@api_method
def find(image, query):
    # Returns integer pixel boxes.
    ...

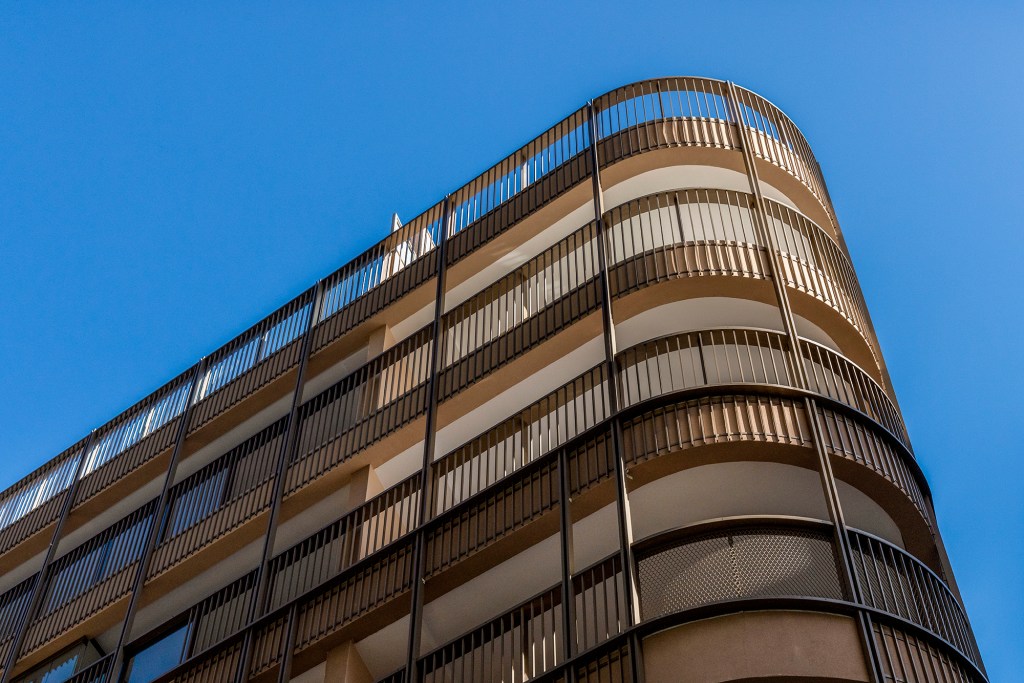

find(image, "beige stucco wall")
[643,610,870,682]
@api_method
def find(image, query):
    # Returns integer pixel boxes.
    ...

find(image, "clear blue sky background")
[1,2,1020,677]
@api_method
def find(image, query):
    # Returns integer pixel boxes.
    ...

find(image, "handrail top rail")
[631,514,834,556]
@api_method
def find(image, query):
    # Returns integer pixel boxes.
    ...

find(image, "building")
[0,78,986,683]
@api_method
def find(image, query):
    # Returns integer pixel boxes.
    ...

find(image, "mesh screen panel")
[637,526,844,620]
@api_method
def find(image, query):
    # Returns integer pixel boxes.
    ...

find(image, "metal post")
[723,82,809,390]
[556,448,577,679]
[804,397,885,683]
[586,100,644,683]
[0,429,96,682]
[234,281,324,683]
[106,357,208,683]
[275,604,300,683]
[404,197,450,683]
[726,81,884,683]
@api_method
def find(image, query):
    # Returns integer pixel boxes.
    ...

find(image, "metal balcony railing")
[1,78,842,549]
[21,502,156,657]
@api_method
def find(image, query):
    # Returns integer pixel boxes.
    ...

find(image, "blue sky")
[1,2,1020,677]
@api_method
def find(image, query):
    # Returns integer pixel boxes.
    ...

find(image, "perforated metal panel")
[637,526,844,620]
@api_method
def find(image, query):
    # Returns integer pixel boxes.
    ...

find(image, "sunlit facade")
[0,78,985,683]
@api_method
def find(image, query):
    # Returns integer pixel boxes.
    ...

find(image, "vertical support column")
[803,396,884,683]
[0,429,97,682]
[586,101,644,683]
[234,281,325,683]
[726,81,884,683]
[275,604,300,683]
[105,357,209,683]
[556,448,577,680]
[404,198,451,683]
[724,83,809,391]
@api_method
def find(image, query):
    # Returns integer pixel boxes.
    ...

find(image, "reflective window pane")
[127,625,188,683]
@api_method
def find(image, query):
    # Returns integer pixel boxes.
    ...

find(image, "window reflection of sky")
[127,624,188,683]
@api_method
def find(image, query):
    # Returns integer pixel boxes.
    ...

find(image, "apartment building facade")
[0,78,985,683]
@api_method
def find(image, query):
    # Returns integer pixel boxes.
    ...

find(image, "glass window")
[14,640,101,683]
[126,624,189,683]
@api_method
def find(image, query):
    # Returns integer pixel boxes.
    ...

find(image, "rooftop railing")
[0,440,86,561]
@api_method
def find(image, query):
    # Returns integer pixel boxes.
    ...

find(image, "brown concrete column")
[347,465,384,510]
[366,325,396,359]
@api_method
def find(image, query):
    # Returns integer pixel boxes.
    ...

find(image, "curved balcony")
[6,314,931,680]
[434,333,924,617]
[634,519,846,618]
[93,197,905,611]
[619,390,934,564]
[604,188,884,388]
[848,529,983,670]
[631,519,983,678]
[729,83,836,222]
[422,327,925,584]
[616,328,908,449]
[872,620,982,683]
[593,78,836,231]
[412,518,982,683]
[290,186,893,512]
[132,202,903,600]
[123,359,948,683]
[138,514,986,683]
